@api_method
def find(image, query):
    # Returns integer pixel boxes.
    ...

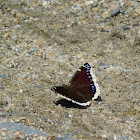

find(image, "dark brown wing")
[51,63,97,106]
[52,86,92,103]
[69,64,96,97]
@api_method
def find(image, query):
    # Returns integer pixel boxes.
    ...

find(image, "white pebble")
[19,89,23,93]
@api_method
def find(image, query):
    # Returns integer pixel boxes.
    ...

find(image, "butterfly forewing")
[70,66,93,88]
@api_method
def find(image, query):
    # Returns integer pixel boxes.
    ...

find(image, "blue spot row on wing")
[88,75,91,78]
[90,79,93,82]
[84,63,91,70]
[91,85,96,96]
[84,63,96,96]
[91,85,95,91]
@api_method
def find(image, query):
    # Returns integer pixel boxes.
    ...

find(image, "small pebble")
[135,8,140,15]
[1,132,6,136]
[5,107,11,112]
[14,131,22,137]
[91,2,97,8]
[121,9,125,14]
[93,7,99,12]
[121,26,130,31]
[56,121,63,125]
[111,8,120,16]
[16,13,21,18]
[65,114,72,118]
[7,7,11,12]
[98,62,106,67]
[114,135,129,140]
[0,74,7,79]
[30,47,35,52]
[34,133,38,138]
[19,89,23,93]
[3,33,10,38]
[65,120,71,125]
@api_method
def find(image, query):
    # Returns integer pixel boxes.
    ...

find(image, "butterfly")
[51,63,100,106]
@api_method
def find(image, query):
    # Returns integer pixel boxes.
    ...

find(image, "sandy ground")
[0,0,140,139]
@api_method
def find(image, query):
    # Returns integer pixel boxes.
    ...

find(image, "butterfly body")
[51,63,100,106]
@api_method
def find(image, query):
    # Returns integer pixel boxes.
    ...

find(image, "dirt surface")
[0,0,140,139]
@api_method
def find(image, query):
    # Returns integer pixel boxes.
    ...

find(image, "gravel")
[0,0,139,139]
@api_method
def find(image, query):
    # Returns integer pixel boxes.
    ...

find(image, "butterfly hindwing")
[52,86,92,106]
[53,86,93,102]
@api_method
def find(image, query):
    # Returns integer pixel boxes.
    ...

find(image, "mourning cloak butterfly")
[51,63,100,106]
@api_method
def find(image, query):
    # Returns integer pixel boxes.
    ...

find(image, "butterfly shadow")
[54,96,102,109]
[94,96,102,101]
[54,99,89,109]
